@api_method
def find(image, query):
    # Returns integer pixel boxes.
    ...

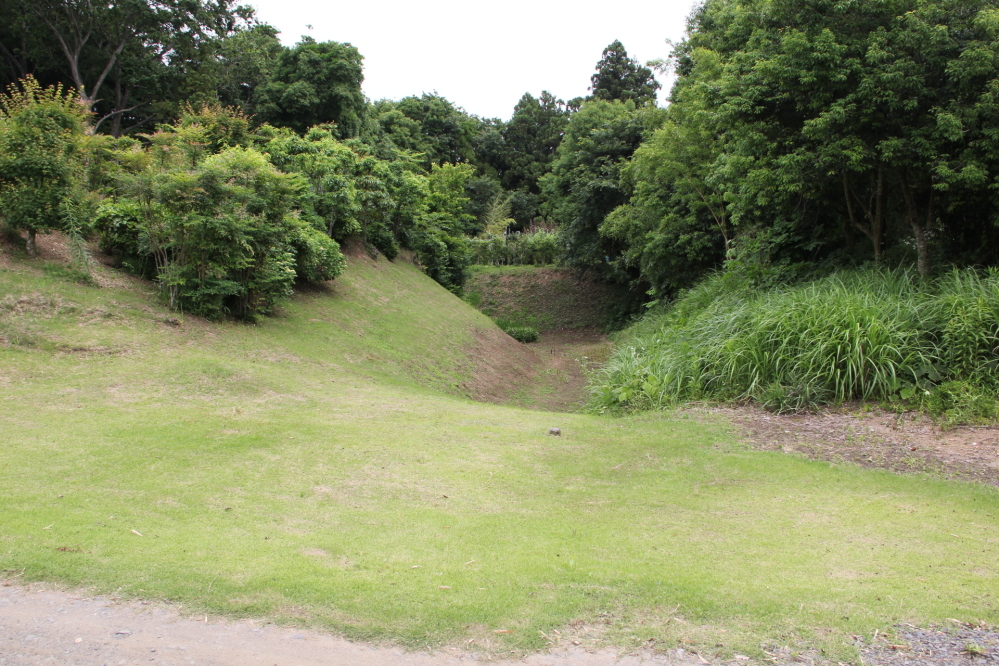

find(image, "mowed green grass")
[1,252,997,659]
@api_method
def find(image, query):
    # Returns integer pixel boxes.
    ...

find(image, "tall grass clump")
[594,268,999,418]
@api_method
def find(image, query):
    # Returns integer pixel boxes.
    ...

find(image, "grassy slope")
[1,251,998,659]
[466,265,639,331]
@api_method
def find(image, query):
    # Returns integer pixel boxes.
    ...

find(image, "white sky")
[246,0,700,121]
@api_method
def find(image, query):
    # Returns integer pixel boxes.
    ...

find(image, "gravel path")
[859,624,999,666]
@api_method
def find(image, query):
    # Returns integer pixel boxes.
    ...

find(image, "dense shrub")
[594,268,999,418]
[97,146,345,320]
[499,324,539,343]
[412,220,470,295]
[0,77,89,256]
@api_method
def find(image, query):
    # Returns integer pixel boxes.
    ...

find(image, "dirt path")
[466,327,612,413]
[698,404,999,486]
[0,585,693,666]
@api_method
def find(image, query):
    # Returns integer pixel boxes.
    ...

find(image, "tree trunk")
[872,166,884,264]
[842,174,855,252]
[846,168,885,261]
[0,36,28,80]
[25,228,36,256]
[901,177,932,279]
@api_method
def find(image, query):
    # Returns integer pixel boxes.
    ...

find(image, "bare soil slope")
[466,267,639,332]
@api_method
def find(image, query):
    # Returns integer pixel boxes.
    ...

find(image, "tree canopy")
[589,40,660,106]
[255,37,366,138]
[6,1,999,315]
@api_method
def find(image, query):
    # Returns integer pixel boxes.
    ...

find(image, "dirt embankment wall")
[465,267,642,332]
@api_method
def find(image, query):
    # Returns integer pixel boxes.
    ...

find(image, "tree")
[98,134,345,320]
[372,93,478,168]
[541,99,664,279]
[606,0,999,294]
[589,40,660,106]
[497,91,570,193]
[214,24,283,117]
[0,77,89,255]
[254,37,366,138]
[413,163,476,293]
[602,48,731,297]
[0,0,252,134]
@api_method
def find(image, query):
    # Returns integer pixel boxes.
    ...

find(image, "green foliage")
[96,111,348,321]
[255,37,366,138]
[258,124,361,239]
[0,0,252,135]
[492,91,571,193]
[409,163,476,293]
[498,323,539,343]
[589,40,660,105]
[595,268,999,417]
[468,229,559,266]
[479,191,514,236]
[921,269,999,387]
[923,380,999,427]
[215,24,284,116]
[133,146,323,320]
[0,77,90,254]
[368,94,478,168]
[541,99,664,280]
[606,0,999,294]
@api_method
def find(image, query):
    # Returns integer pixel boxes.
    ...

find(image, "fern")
[480,192,514,237]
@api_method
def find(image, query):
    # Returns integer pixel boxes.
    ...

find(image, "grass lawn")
[1,252,997,660]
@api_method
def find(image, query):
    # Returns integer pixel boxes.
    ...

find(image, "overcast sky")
[246,0,701,121]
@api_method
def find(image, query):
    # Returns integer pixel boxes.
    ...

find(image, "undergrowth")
[594,267,999,421]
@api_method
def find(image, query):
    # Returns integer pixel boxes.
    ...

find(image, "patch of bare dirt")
[0,584,694,666]
[464,326,542,403]
[464,327,612,413]
[698,404,999,485]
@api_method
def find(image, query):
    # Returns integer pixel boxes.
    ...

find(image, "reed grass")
[595,268,999,417]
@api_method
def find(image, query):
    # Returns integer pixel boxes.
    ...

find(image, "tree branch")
[91,103,142,134]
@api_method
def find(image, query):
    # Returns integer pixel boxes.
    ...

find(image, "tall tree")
[541,99,664,279]
[498,91,570,193]
[377,93,478,168]
[214,23,283,116]
[605,0,999,294]
[255,37,366,138]
[589,40,660,106]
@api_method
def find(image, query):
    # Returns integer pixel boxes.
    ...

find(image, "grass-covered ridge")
[595,268,999,419]
[466,265,641,332]
[2,253,998,660]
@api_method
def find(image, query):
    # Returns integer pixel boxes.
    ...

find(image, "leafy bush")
[594,268,999,418]
[97,146,346,321]
[923,380,999,427]
[0,77,89,255]
[499,324,539,343]
[411,221,470,295]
